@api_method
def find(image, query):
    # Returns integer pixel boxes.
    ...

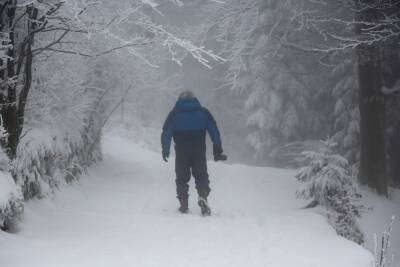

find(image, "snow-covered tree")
[0,0,92,158]
[282,0,400,195]
[211,0,400,195]
[211,0,332,162]
[295,140,364,244]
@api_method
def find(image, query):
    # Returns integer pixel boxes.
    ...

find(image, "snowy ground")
[0,135,384,267]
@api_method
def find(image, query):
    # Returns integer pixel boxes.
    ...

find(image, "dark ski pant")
[175,151,210,200]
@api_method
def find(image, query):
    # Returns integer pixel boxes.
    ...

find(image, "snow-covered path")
[0,135,372,267]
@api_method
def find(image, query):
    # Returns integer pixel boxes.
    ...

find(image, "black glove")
[213,144,227,161]
[214,154,228,161]
[162,150,169,162]
[213,144,223,156]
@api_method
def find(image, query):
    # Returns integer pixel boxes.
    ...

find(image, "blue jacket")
[161,98,222,156]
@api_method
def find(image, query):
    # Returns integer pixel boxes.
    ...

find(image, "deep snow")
[0,135,380,267]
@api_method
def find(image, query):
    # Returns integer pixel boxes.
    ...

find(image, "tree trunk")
[0,2,37,159]
[17,6,38,139]
[4,0,18,158]
[356,1,388,196]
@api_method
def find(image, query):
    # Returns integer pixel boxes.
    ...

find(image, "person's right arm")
[161,111,175,161]
[205,110,223,157]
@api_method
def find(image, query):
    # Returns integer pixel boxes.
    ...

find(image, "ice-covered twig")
[137,18,227,69]
[372,216,396,267]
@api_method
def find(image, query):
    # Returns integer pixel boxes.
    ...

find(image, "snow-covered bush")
[295,140,364,244]
[372,216,396,267]
[0,118,23,231]
[12,121,102,201]
[0,172,24,231]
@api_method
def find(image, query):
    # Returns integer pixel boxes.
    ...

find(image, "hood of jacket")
[174,97,202,111]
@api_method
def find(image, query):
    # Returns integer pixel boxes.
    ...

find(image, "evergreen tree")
[296,140,364,244]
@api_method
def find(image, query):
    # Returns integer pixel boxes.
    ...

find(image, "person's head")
[178,90,195,100]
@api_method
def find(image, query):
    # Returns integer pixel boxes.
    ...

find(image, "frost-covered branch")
[281,0,400,53]
[372,216,396,267]
[97,2,226,69]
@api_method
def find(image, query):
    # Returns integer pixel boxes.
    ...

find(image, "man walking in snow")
[161,91,225,216]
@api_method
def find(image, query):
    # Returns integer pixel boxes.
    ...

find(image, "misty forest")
[0,0,399,266]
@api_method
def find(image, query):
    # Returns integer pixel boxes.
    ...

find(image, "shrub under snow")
[0,171,23,231]
[12,128,102,200]
[0,120,23,231]
[295,140,364,244]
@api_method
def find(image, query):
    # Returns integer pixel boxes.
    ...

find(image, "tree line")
[208,0,400,196]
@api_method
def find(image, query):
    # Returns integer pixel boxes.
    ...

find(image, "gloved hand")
[214,154,228,161]
[213,144,227,161]
[213,144,223,156]
[162,150,169,162]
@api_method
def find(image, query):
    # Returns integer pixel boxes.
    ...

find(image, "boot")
[178,197,188,214]
[198,196,211,216]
